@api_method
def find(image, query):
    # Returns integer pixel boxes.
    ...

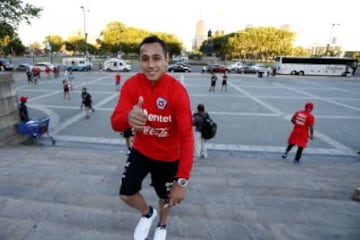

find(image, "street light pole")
[80,6,88,57]
[325,23,340,56]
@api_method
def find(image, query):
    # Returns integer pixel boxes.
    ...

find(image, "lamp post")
[80,6,88,57]
[325,23,340,56]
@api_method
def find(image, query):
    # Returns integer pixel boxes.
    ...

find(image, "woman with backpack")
[192,103,210,158]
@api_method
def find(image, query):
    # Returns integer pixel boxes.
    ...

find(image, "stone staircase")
[0,143,359,240]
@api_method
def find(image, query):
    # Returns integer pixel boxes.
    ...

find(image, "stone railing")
[0,72,25,145]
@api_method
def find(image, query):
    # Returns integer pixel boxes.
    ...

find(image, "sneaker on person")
[134,207,158,240]
[282,153,287,159]
[153,226,167,240]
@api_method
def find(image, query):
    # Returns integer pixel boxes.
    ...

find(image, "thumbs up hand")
[128,96,148,130]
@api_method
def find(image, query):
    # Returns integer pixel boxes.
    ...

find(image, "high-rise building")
[194,19,206,50]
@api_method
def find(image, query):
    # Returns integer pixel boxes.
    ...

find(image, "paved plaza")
[13,71,360,158]
[0,71,359,240]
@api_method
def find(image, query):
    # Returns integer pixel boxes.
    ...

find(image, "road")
[13,71,360,160]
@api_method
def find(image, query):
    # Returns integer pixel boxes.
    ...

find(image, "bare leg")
[157,198,171,226]
[120,193,151,215]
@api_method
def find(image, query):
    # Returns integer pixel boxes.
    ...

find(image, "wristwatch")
[176,178,188,188]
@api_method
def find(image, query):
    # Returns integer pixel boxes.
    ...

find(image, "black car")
[0,59,14,71]
[168,63,191,72]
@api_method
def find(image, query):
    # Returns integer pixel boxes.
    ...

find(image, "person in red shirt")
[282,102,315,163]
[111,35,194,240]
[45,66,51,80]
[32,67,40,85]
[115,72,121,91]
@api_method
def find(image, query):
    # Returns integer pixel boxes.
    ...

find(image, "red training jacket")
[111,73,194,179]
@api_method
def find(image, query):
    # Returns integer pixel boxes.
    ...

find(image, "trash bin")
[258,71,263,78]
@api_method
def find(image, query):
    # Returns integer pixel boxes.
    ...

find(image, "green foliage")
[201,26,297,60]
[0,22,15,40]
[45,35,63,52]
[2,37,26,55]
[0,0,42,39]
[98,21,183,57]
[292,46,309,56]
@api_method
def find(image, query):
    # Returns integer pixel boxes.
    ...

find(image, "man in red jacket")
[282,102,315,164]
[111,35,194,240]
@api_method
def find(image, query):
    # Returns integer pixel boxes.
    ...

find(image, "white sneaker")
[134,207,158,240]
[153,226,167,240]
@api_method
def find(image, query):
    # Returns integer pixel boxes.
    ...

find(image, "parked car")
[103,58,131,72]
[15,63,33,72]
[227,62,245,72]
[0,59,14,71]
[248,63,267,73]
[167,63,192,72]
[208,64,229,73]
[33,62,55,72]
[236,64,256,74]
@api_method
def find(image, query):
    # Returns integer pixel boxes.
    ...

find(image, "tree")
[0,0,42,39]
[45,35,63,53]
[292,46,309,56]
[200,27,296,61]
[98,21,183,57]
[157,33,183,57]
[64,34,96,56]
[2,37,26,56]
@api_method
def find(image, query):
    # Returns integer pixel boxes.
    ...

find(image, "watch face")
[177,178,188,187]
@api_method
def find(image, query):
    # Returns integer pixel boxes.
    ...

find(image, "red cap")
[20,96,28,103]
[305,102,314,111]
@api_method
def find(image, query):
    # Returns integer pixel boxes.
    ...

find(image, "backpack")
[200,115,217,140]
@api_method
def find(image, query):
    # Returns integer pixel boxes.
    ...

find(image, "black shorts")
[119,148,179,199]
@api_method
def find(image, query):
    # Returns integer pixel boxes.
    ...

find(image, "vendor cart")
[18,117,56,145]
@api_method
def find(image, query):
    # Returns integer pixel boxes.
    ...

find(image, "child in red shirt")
[115,72,121,91]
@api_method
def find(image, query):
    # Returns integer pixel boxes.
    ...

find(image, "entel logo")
[147,113,172,123]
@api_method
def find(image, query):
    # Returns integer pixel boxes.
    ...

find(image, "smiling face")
[139,42,168,83]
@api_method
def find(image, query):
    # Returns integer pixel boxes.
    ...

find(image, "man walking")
[282,102,315,163]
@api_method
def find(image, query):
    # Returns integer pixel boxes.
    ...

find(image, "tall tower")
[194,19,206,50]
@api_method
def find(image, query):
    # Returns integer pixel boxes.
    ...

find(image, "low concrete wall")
[0,72,25,145]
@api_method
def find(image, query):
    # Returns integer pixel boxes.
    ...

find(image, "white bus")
[274,56,358,76]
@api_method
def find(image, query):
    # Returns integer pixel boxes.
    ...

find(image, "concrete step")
[0,144,359,240]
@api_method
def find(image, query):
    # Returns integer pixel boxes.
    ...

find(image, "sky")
[18,0,360,51]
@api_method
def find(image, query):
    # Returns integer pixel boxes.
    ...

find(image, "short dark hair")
[197,104,205,112]
[138,35,167,56]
